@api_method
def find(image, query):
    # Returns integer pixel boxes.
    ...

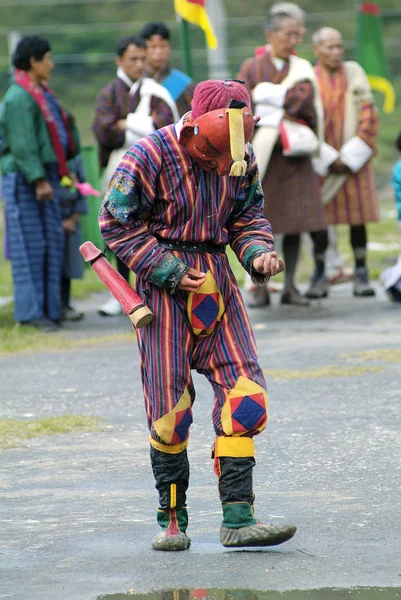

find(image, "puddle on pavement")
[98,588,401,600]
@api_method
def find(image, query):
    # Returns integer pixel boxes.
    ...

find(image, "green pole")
[355,0,360,61]
[179,18,193,78]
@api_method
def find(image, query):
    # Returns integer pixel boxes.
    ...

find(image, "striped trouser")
[135,250,268,455]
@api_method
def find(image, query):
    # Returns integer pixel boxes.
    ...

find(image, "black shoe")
[305,270,329,299]
[19,317,61,332]
[353,267,375,297]
[281,286,310,306]
[62,306,84,322]
[247,286,270,308]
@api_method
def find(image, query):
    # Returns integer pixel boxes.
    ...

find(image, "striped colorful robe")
[314,62,379,225]
[93,78,175,168]
[238,52,327,235]
[99,124,274,446]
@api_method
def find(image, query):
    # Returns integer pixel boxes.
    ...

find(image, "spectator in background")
[381,132,401,302]
[59,114,88,322]
[93,35,178,316]
[238,9,328,306]
[0,36,77,331]
[254,2,306,58]
[250,3,350,295]
[140,22,196,117]
[312,27,379,297]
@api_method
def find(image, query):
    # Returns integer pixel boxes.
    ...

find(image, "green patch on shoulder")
[344,349,401,364]
[0,415,102,449]
[263,365,382,380]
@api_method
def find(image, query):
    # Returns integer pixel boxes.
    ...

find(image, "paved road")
[1,283,401,600]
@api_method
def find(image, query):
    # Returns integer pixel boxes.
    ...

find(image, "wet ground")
[98,589,401,600]
[1,282,401,599]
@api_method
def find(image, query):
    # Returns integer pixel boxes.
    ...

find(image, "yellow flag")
[174,0,218,49]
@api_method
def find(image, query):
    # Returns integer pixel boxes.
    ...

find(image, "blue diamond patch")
[232,395,266,430]
[192,295,219,328]
[175,409,193,442]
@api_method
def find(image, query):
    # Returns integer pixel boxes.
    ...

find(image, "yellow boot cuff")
[214,436,255,458]
[149,436,189,454]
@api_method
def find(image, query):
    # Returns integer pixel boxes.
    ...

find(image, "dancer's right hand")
[178,268,207,292]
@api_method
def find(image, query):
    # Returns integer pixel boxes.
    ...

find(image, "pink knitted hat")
[191,79,251,120]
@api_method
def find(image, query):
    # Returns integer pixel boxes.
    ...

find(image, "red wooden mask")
[179,106,255,176]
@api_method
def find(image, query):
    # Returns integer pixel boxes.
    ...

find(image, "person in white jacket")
[93,35,178,316]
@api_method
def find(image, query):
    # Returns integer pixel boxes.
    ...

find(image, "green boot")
[220,502,296,547]
[150,445,191,551]
[215,446,296,548]
[152,507,191,551]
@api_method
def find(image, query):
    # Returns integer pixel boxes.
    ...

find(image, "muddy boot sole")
[151,530,191,551]
[220,523,297,547]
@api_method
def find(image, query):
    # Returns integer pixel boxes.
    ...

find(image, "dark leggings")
[283,230,328,288]
[61,276,71,309]
[350,225,367,268]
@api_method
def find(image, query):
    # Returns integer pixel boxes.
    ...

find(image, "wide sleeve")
[176,81,196,117]
[284,81,317,131]
[226,145,274,280]
[3,93,46,183]
[356,101,379,154]
[98,136,189,293]
[150,97,175,129]
[237,58,256,94]
[92,86,125,151]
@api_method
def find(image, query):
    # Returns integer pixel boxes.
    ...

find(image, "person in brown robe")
[238,11,329,305]
[140,21,196,118]
[93,35,176,316]
[313,27,379,297]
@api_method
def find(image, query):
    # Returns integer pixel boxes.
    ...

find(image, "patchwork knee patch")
[153,389,193,447]
[221,376,268,436]
[187,270,225,337]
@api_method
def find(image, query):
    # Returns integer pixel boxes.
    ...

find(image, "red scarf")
[14,69,75,177]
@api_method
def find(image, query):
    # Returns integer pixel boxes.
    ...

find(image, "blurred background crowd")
[0,0,400,334]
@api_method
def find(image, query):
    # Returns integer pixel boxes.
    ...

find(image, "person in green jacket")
[0,36,77,330]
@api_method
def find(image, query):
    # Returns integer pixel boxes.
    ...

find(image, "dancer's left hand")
[253,251,285,276]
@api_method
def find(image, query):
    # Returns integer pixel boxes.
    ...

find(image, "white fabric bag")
[279,119,320,157]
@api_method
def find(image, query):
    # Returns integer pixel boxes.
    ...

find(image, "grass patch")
[0,211,12,296]
[345,349,401,365]
[0,415,102,449]
[0,304,133,354]
[227,246,246,287]
[71,268,107,299]
[263,365,382,380]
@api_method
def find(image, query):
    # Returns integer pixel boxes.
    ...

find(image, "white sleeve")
[340,136,373,173]
[126,112,155,139]
[252,82,287,107]
[311,142,340,176]
[255,105,284,128]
